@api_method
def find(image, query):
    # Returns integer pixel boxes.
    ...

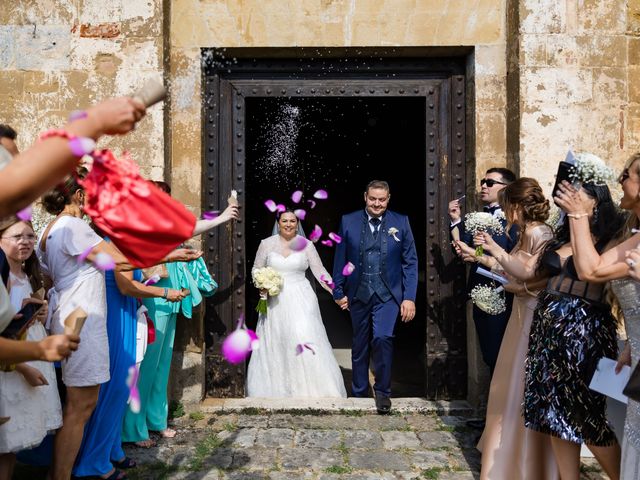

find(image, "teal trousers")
[122,312,176,442]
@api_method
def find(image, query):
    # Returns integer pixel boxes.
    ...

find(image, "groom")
[332,180,418,414]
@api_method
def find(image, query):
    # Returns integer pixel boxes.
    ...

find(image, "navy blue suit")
[333,210,418,398]
[451,205,518,376]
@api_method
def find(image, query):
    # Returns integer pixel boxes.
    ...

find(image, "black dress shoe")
[375,396,392,415]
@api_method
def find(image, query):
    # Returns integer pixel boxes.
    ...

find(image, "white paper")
[476,267,508,285]
[589,357,630,404]
[564,150,577,165]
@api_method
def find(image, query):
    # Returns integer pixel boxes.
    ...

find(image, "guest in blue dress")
[73,262,187,480]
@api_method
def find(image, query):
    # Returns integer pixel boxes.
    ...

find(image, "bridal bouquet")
[464,212,505,256]
[469,285,506,315]
[253,267,283,314]
[570,153,615,186]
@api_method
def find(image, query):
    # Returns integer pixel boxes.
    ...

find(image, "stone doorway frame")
[201,48,472,400]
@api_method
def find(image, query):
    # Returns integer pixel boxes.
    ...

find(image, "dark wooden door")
[202,50,468,399]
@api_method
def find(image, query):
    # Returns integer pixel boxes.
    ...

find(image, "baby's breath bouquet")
[570,153,615,186]
[469,285,506,315]
[464,212,505,256]
[252,267,283,314]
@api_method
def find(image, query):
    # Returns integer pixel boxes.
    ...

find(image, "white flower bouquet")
[469,285,506,315]
[570,153,615,186]
[252,266,283,314]
[464,212,505,256]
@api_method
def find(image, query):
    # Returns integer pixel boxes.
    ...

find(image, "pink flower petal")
[320,274,335,290]
[94,252,116,271]
[342,261,355,276]
[295,344,304,355]
[307,200,317,209]
[321,240,334,247]
[313,189,328,200]
[77,246,93,264]
[304,343,316,355]
[276,204,286,213]
[328,232,342,244]
[291,190,303,204]
[202,210,219,220]
[264,199,277,212]
[16,205,33,222]
[294,209,306,220]
[144,274,161,286]
[126,365,140,413]
[309,225,323,242]
[222,329,252,364]
[290,236,308,251]
[247,329,259,351]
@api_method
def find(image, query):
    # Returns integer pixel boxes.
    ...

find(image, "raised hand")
[166,248,203,263]
[218,204,240,223]
[38,334,80,362]
[554,180,595,215]
[86,97,146,136]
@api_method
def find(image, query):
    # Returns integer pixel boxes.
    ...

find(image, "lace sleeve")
[251,239,269,280]
[305,241,331,284]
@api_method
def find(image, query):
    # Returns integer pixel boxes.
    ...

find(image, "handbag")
[623,362,640,402]
[80,149,196,267]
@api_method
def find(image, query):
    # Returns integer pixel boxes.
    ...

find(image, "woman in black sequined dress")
[524,182,626,480]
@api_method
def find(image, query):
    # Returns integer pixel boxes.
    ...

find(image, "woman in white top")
[0,217,61,480]
[38,174,200,480]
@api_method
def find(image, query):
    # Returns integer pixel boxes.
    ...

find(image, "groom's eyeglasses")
[480,178,507,188]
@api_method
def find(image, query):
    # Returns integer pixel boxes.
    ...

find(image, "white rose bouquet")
[464,211,505,256]
[252,266,284,314]
[469,285,506,315]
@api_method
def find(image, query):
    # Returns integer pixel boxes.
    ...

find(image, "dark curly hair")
[41,168,87,215]
[537,182,628,274]
[499,178,550,235]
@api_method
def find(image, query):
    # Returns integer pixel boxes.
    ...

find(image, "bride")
[246,209,347,397]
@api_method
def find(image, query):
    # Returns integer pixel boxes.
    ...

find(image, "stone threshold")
[200,397,476,415]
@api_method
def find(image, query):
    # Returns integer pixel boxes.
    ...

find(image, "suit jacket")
[332,210,418,305]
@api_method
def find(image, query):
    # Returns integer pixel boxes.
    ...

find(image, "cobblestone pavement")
[13,406,609,479]
[112,409,608,480]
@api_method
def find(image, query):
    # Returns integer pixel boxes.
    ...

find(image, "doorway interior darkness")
[202,48,469,400]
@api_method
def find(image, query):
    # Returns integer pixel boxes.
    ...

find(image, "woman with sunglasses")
[555,152,640,479]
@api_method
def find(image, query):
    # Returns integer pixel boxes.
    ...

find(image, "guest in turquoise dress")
[73,264,188,480]
[122,257,216,447]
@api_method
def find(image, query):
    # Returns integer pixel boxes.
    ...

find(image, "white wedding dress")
[246,235,347,398]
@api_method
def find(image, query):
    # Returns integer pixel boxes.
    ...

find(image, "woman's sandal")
[112,457,137,469]
[133,438,156,448]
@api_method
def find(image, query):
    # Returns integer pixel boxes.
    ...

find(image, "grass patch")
[223,422,239,432]
[188,432,223,471]
[324,465,353,474]
[335,441,348,456]
[168,400,185,419]
[421,467,445,479]
[127,462,180,480]
[338,409,365,417]
[238,407,268,415]
[189,411,205,421]
[435,424,456,432]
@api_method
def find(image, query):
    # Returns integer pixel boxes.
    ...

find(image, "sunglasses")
[619,168,630,184]
[480,178,507,188]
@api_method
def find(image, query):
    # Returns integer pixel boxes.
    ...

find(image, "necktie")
[370,217,381,239]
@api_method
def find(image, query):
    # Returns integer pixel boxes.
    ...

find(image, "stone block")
[280,447,343,470]
[577,0,627,33]
[576,35,627,67]
[628,0,640,35]
[476,111,506,159]
[380,430,421,449]
[79,0,124,23]
[475,74,507,112]
[545,36,579,67]
[230,447,278,470]
[418,430,460,449]
[407,449,452,469]
[218,427,258,447]
[519,35,547,66]
[0,71,24,96]
[15,25,71,70]
[630,38,640,66]
[522,67,593,105]
[592,67,627,104]
[348,450,411,471]
[22,71,59,94]
[0,26,15,69]
[80,23,121,38]
[475,44,507,76]
[294,429,342,449]
[630,66,640,104]
[255,428,295,448]
[342,430,383,449]
[520,0,566,34]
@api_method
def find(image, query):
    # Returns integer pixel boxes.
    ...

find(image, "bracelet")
[567,212,589,219]
[163,287,168,299]
[40,129,96,157]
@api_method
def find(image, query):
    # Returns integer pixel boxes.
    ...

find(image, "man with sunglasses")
[449,168,518,427]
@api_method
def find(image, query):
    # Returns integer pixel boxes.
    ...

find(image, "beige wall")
[0,0,165,180]
[516,0,639,193]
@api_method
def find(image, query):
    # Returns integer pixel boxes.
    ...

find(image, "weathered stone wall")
[515,0,640,191]
[0,1,165,179]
